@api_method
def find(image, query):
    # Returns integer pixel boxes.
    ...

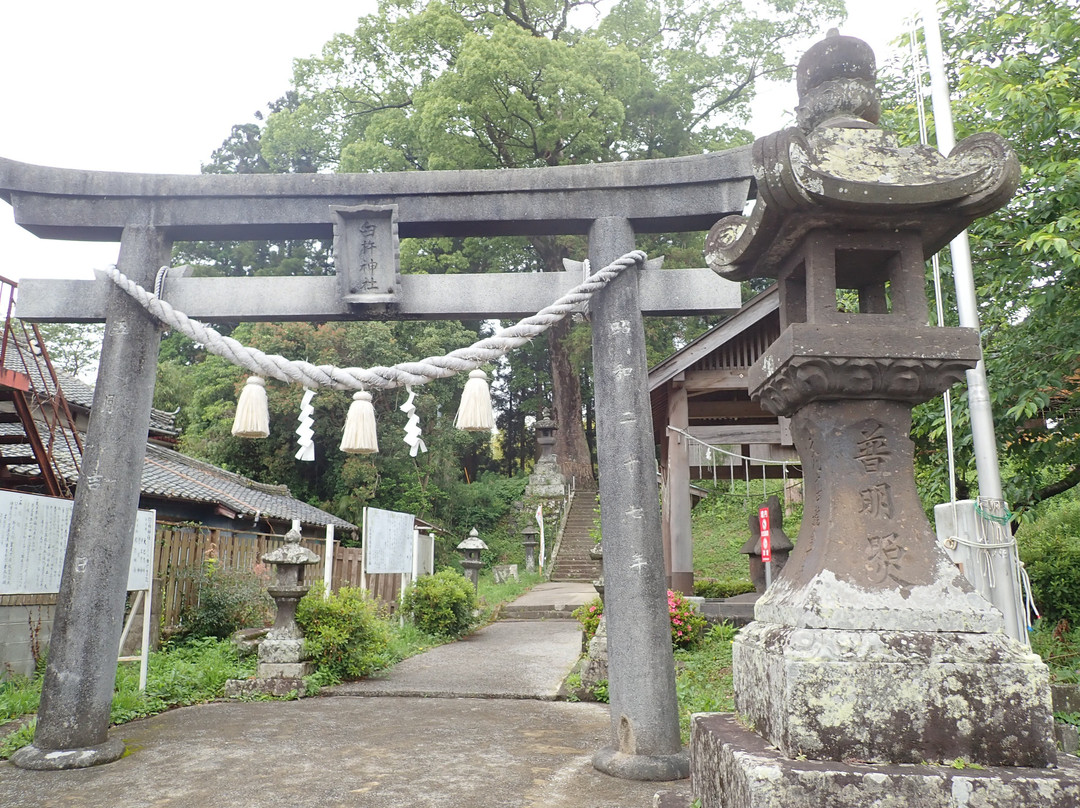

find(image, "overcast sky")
[0,0,920,285]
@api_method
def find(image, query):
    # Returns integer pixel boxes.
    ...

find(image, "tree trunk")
[532,236,596,485]
[547,316,595,484]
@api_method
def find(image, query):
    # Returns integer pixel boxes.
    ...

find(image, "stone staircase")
[548,486,601,583]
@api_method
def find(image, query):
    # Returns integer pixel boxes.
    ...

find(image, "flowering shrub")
[572,597,604,644]
[668,590,707,649]
[573,591,707,649]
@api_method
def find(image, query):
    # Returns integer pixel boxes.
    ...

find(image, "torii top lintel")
[1,150,752,322]
[0,149,751,242]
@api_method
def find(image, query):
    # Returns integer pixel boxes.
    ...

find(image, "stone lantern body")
[688,30,1066,807]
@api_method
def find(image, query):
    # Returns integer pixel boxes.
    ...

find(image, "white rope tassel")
[232,376,270,438]
[455,369,494,432]
[295,388,316,462]
[400,387,427,457]
[340,391,379,454]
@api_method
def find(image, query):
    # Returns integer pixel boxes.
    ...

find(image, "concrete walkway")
[0,582,690,808]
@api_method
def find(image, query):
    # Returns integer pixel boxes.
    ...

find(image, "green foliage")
[0,674,41,722]
[296,584,393,682]
[401,569,478,639]
[176,562,274,641]
[591,679,609,704]
[885,0,1080,512]
[572,597,604,644]
[1017,496,1080,624]
[439,473,530,567]
[694,578,757,599]
[674,622,738,743]
[32,322,103,381]
[0,638,255,759]
[1030,617,1080,684]
[476,570,544,622]
[0,720,35,759]
[573,591,707,650]
[691,482,800,583]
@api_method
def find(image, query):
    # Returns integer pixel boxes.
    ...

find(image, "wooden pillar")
[667,381,693,595]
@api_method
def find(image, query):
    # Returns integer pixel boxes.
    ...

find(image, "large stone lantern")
[689,30,1067,808]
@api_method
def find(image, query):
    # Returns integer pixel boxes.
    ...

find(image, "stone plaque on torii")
[0,150,748,775]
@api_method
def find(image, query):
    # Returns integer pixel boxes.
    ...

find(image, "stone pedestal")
[691,714,1080,808]
[526,455,566,499]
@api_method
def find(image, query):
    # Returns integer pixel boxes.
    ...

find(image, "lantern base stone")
[733,622,1055,768]
[690,714,1080,808]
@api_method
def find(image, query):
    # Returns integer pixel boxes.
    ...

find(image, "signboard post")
[758,505,773,588]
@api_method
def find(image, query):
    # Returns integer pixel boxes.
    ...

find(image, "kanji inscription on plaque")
[331,204,401,305]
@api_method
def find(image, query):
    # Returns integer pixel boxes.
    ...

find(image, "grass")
[692,481,802,583]
[0,637,257,760]
[476,569,544,622]
[674,622,738,743]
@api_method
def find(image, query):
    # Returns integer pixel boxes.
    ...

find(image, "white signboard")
[364,506,415,574]
[0,490,155,594]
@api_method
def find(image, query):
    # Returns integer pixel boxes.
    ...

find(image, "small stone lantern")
[457,527,488,591]
[226,521,320,698]
[535,408,557,459]
[259,523,319,678]
[521,525,540,574]
[739,495,794,594]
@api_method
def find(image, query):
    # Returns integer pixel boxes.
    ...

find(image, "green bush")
[177,562,274,641]
[401,570,477,639]
[1018,497,1080,624]
[693,578,757,599]
[296,584,392,682]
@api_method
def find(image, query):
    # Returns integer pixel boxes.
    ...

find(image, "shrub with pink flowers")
[668,590,707,649]
[572,597,604,644]
[572,591,707,649]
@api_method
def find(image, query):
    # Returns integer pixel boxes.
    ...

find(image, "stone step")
[498,605,580,620]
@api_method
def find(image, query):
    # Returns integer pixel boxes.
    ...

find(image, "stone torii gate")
[1,151,748,777]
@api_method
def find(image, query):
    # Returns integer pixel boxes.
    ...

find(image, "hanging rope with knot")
[103,250,647,390]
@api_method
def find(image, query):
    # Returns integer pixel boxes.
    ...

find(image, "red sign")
[758,506,772,562]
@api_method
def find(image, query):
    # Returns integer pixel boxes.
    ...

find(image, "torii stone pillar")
[589,217,687,781]
[12,226,170,769]
[688,31,1076,807]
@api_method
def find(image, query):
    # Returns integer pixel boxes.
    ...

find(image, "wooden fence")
[154,524,401,630]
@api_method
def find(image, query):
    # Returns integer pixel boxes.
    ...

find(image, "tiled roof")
[0,330,353,531]
[2,332,179,437]
[43,435,354,531]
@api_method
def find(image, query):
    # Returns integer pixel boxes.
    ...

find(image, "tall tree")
[888,0,1080,513]
[260,0,843,482]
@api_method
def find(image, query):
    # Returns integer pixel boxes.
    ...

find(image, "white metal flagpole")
[922,1,1027,644]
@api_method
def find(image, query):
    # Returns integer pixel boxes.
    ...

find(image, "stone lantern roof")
[456,528,489,552]
[705,30,1019,283]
